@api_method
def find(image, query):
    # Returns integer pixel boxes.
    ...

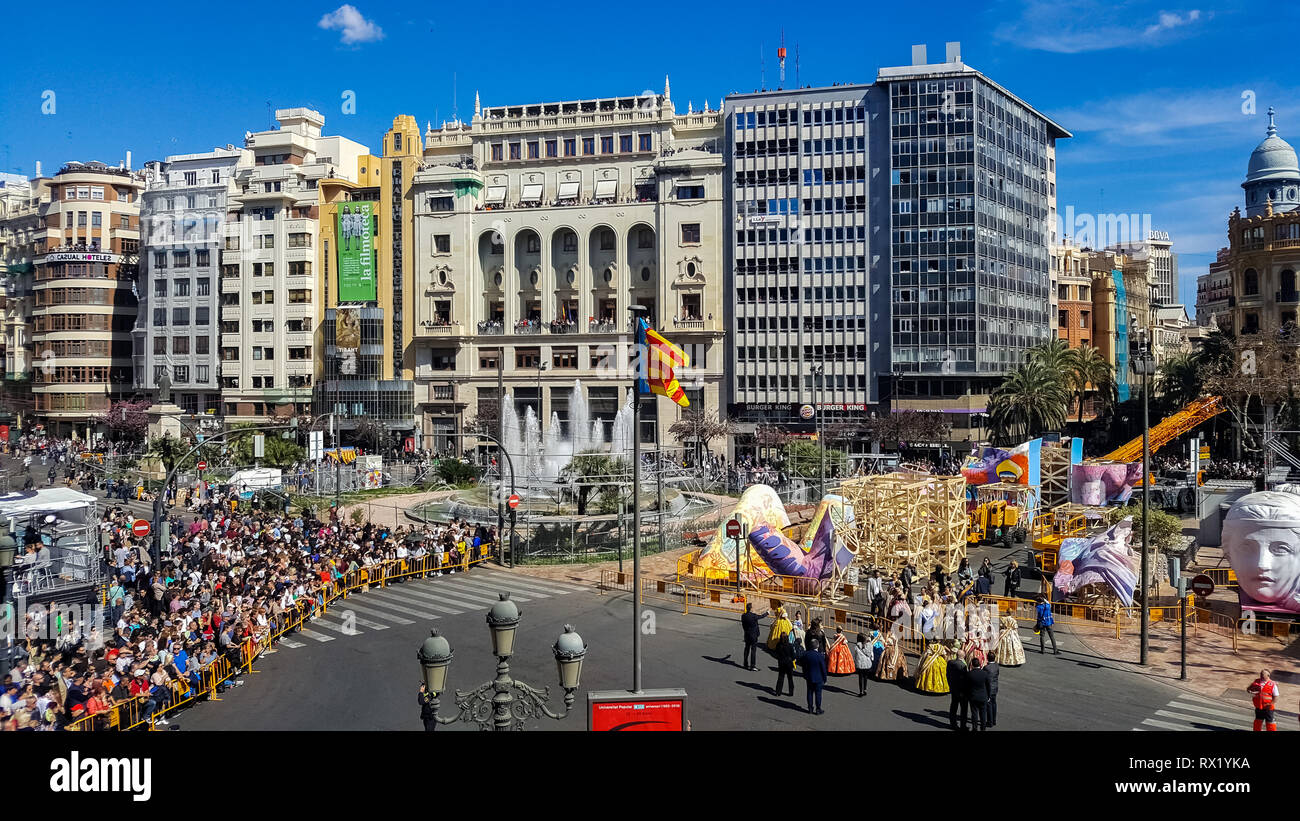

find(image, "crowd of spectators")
[0,479,497,731]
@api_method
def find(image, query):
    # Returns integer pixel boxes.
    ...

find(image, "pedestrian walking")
[740,604,767,671]
[1003,560,1022,599]
[1247,669,1280,732]
[947,650,969,730]
[851,633,872,696]
[798,638,829,715]
[966,658,992,731]
[1034,595,1059,655]
[867,569,885,617]
[774,631,797,697]
[985,650,1000,728]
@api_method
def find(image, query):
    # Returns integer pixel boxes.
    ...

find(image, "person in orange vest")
[1246,669,1280,731]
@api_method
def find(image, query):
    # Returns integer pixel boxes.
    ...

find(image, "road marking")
[296,628,335,643]
[330,612,391,631]
[433,578,539,602]
[405,581,506,606]
[277,638,305,649]
[1153,709,1243,731]
[350,592,443,620]
[1167,701,1254,722]
[452,576,550,599]
[332,600,416,624]
[370,588,467,615]
[310,617,365,636]
[474,570,585,594]
[1140,718,1191,731]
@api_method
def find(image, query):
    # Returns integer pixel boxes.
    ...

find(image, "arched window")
[1244,268,1259,295]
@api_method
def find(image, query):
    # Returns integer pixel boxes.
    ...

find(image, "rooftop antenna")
[761,42,765,91]
[778,30,786,90]
[796,42,801,87]
[266,101,273,129]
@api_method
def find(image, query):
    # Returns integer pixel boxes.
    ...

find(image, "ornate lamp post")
[416,593,586,730]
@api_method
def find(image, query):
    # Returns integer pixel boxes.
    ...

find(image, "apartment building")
[136,146,250,415]
[316,115,422,447]
[0,173,45,429]
[409,87,727,452]
[30,161,144,436]
[1053,240,1094,350]
[1195,253,1231,330]
[1109,230,1177,306]
[220,108,369,421]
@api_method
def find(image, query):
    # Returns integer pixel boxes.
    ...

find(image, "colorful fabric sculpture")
[1053,517,1138,605]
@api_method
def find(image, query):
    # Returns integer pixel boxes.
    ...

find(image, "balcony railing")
[588,321,619,333]
[421,322,461,334]
[430,384,455,401]
[671,318,706,330]
[1278,290,1299,304]
[513,322,543,335]
[549,321,579,334]
[477,321,505,335]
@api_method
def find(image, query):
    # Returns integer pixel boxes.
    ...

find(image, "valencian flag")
[635,317,690,407]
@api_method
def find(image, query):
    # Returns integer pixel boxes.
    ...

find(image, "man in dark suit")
[740,604,768,671]
[947,652,969,731]
[966,658,992,731]
[985,650,1001,728]
[798,639,829,715]
[774,633,797,697]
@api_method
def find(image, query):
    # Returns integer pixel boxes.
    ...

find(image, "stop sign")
[725,519,742,538]
[197,460,208,471]
[131,519,151,539]
[507,494,521,510]
[1191,574,1215,598]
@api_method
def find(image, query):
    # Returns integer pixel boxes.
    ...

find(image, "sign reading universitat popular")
[336,201,376,302]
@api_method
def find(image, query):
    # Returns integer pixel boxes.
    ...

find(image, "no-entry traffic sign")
[507,494,521,510]
[1191,574,1215,598]
[131,519,151,539]
[197,460,208,471]
[725,518,742,538]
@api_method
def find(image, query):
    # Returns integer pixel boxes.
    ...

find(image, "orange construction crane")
[1099,396,1225,464]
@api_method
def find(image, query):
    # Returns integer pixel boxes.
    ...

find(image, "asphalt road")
[171,566,1195,731]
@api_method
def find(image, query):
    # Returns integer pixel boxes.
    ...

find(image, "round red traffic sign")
[197,460,208,471]
[725,519,742,538]
[1191,574,1215,598]
[131,519,151,539]
[507,494,521,510]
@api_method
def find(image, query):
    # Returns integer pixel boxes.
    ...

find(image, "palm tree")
[988,359,1070,444]
[1026,338,1073,374]
[1155,353,1202,411]
[1066,345,1114,424]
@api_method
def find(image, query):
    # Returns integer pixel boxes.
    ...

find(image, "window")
[552,347,578,368]
[196,250,210,266]
[288,262,310,276]
[211,170,221,184]
[91,187,104,201]
[527,141,539,159]
[154,279,166,297]
[174,279,190,297]
[196,307,210,325]
[196,336,209,355]
[478,348,501,369]
[78,212,87,227]
[120,216,130,229]
[434,234,451,253]
[514,347,541,368]
[174,365,189,383]
[153,337,166,354]
[601,136,614,154]
[564,139,576,157]
[681,223,701,244]
[172,336,189,354]
[197,365,209,383]
[638,229,654,249]
[562,232,578,252]
[545,139,557,158]
[91,213,102,227]
[620,135,633,152]
[153,309,166,327]
[509,143,521,160]
[638,133,652,152]
[491,144,503,161]
[582,137,595,155]
[1244,268,1259,296]
[429,196,454,212]
[258,234,274,249]
[676,184,705,200]
[172,308,190,326]
[599,229,615,251]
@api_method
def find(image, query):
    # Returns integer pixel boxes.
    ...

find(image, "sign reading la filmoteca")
[336,201,376,302]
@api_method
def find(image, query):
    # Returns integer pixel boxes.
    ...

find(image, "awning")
[520,183,543,203]
[558,181,580,199]
[485,186,506,204]
[594,179,617,199]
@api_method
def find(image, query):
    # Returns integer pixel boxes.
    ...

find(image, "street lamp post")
[629,303,648,693]
[416,593,586,730]
[1135,329,1155,666]
[811,364,825,501]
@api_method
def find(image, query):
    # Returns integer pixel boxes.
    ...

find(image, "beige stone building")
[409,86,726,453]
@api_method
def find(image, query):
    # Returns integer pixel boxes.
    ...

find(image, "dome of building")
[1246,108,1300,183]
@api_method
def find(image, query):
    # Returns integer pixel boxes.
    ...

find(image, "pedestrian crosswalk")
[269,570,589,648]
[1132,692,1297,731]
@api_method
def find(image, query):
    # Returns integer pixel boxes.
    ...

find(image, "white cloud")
[318,5,384,45]
[996,1,1206,54]
[1145,9,1201,36]
[1053,87,1274,147]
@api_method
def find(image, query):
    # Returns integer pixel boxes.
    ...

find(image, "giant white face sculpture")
[1222,491,1300,613]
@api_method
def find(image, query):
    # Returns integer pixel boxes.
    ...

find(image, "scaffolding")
[834,472,968,574]
[1040,440,1073,509]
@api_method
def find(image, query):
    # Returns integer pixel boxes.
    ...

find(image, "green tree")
[785,439,846,479]
[1104,503,1186,554]
[1065,345,1115,424]
[1154,353,1203,414]
[559,454,630,515]
[1026,338,1073,374]
[988,359,1070,444]
[228,427,304,468]
[435,459,480,486]
[146,433,193,476]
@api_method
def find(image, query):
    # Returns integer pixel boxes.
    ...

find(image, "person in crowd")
[774,627,798,698]
[947,648,969,730]
[966,657,992,731]
[740,604,767,671]
[827,626,855,677]
[914,643,950,695]
[851,633,872,696]
[797,637,829,715]
[1004,560,1022,599]
[985,649,1001,728]
[1247,669,1280,732]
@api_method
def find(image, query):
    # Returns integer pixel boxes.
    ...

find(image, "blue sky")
[1,0,1294,308]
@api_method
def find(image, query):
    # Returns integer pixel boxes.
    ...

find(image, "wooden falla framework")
[833,472,968,575]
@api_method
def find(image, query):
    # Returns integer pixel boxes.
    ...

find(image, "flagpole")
[630,304,647,694]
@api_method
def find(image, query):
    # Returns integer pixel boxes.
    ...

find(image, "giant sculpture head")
[1222,491,1300,613]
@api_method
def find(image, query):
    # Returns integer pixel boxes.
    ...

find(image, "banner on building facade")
[336,201,376,302]
[335,307,361,376]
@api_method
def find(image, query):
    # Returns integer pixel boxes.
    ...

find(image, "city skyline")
[1,1,1295,312]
